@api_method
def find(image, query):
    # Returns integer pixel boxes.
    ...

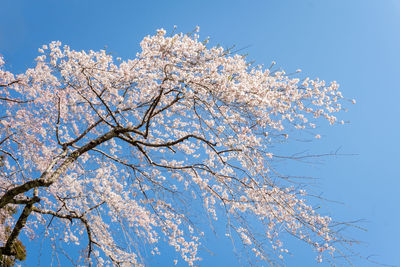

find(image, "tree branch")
[0,196,39,256]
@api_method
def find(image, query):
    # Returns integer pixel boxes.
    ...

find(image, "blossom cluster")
[0,29,352,265]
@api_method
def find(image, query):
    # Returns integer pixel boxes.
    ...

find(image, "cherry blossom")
[0,29,353,266]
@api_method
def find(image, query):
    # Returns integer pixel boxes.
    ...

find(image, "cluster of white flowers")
[0,29,353,265]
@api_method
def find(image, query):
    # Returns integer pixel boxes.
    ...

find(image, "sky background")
[1,0,399,266]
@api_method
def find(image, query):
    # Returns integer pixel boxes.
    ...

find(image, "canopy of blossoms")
[0,29,353,266]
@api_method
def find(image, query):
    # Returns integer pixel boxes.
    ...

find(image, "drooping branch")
[31,206,99,260]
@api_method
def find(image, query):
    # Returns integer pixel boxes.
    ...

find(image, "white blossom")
[0,30,352,266]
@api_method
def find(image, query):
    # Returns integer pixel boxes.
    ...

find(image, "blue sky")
[1,0,399,266]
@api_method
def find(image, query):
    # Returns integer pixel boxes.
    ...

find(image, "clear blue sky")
[1,0,399,266]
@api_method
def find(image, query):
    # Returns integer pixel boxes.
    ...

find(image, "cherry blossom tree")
[0,29,354,266]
